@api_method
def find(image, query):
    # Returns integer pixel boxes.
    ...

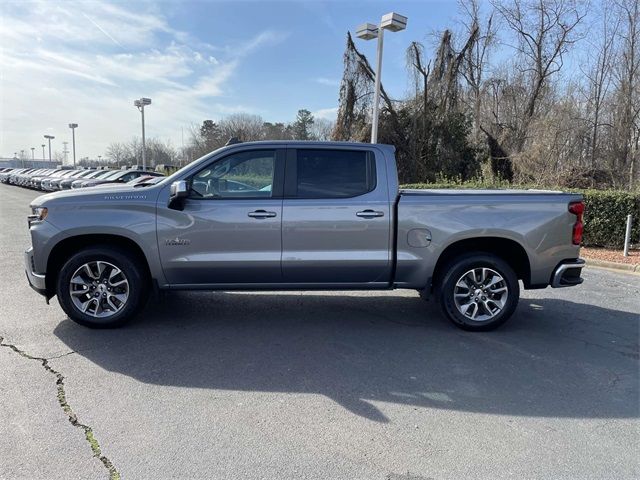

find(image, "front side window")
[190,150,275,199]
[295,149,375,198]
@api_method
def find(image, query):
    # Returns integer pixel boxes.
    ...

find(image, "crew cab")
[24,141,585,330]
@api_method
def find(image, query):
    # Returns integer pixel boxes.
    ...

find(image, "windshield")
[74,170,95,178]
[132,176,163,187]
[91,170,122,180]
[104,170,129,180]
[87,170,112,179]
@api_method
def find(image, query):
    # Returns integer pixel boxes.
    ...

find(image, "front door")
[157,148,285,285]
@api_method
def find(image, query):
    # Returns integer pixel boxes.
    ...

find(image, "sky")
[0,0,462,160]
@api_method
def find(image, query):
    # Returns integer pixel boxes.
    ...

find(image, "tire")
[56,246,148,328]
[437,253,520,331]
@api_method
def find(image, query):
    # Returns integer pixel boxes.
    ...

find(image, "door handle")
[356,209,384,218]
[248,210,277,219]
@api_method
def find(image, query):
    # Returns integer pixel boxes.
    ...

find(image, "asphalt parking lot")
[1,183,639,480]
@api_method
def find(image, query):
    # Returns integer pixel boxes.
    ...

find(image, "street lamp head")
[69,123,78,129]
[356,23,378,40]
[44,135,55,140]
[380,12,407,32]
[134,97,152,107]
[41,144,45,148]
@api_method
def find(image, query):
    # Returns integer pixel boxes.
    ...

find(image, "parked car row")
[0,166,164,191]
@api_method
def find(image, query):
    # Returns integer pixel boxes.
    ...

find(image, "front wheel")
[56,246,148,328]
[438,253,520,331]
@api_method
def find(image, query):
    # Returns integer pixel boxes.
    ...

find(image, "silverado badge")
[165,237,191,246]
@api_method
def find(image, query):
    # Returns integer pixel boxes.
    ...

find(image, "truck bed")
[394,188,582,289]
[400,188,567,196]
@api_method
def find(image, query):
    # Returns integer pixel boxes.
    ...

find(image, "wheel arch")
[431,237,532,291]
[45,234,152,295]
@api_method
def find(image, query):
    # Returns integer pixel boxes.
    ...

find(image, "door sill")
[165,282,391,291]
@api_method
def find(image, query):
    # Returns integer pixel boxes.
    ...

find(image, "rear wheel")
[56,246,148,328]
[438,253,519,331]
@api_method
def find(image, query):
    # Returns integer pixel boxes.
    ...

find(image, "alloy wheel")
[453,267,509,322]
[69,261,129,318]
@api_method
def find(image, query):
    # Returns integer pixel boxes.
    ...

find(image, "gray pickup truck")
[25,141,585,330]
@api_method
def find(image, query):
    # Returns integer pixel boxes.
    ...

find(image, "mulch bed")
[582,247,640,265]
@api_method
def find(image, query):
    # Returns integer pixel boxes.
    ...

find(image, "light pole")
[44,135,55,162]
[356,12,407,143]
[31,147,35,160]
[69,123,78,168]
[63,142,69,164]
[41,144,46,160]
[134,97,151,170]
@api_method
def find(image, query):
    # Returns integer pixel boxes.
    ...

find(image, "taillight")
[569,201,584,245]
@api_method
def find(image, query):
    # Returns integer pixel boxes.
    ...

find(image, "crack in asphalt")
[0,335,120,480]
[46,350,78,360]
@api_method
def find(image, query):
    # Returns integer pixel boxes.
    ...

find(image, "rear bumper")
[551,258,585,288]
[24,248,47,295]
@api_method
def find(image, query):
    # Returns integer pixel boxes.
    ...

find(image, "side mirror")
[168,180,188,210]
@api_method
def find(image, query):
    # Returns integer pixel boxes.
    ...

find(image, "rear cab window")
[287,149,376,198]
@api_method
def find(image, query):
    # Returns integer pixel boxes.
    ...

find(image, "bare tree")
[219,114,265,141]
[127,137,142,166]
[612,0,640,187]
[492,0,586,148]
[333,32,400,143]
[262,122,293,140]
[105,142,128,167]
[146,138,178,167]
[458,0,497,141]
[310,118,335,141]
[580,2,619,170]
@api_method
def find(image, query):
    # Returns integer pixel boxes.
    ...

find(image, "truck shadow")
[53,292,639,423]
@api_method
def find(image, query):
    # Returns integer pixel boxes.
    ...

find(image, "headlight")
[32,206,48,220]
[28,206,48,226]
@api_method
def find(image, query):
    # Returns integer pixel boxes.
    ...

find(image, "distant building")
[0,158,62,169]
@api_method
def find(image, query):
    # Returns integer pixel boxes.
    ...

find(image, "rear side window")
[294,149,375,198]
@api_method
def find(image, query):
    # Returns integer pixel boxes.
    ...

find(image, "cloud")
[0,1,288,158]
[312,107,339,120]
[81,12,124,48]
[314,77,339,87]
[234,30,290,56]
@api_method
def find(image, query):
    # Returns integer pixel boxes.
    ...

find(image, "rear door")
[281,147,392,284]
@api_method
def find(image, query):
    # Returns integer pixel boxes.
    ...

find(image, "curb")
[583,257,640,273]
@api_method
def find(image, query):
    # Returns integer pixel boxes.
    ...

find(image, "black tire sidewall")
[56,246,147,328]
[439,253,520,331]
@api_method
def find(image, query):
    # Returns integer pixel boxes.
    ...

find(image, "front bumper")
[551,258,585,288]
[24,247,47,295]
